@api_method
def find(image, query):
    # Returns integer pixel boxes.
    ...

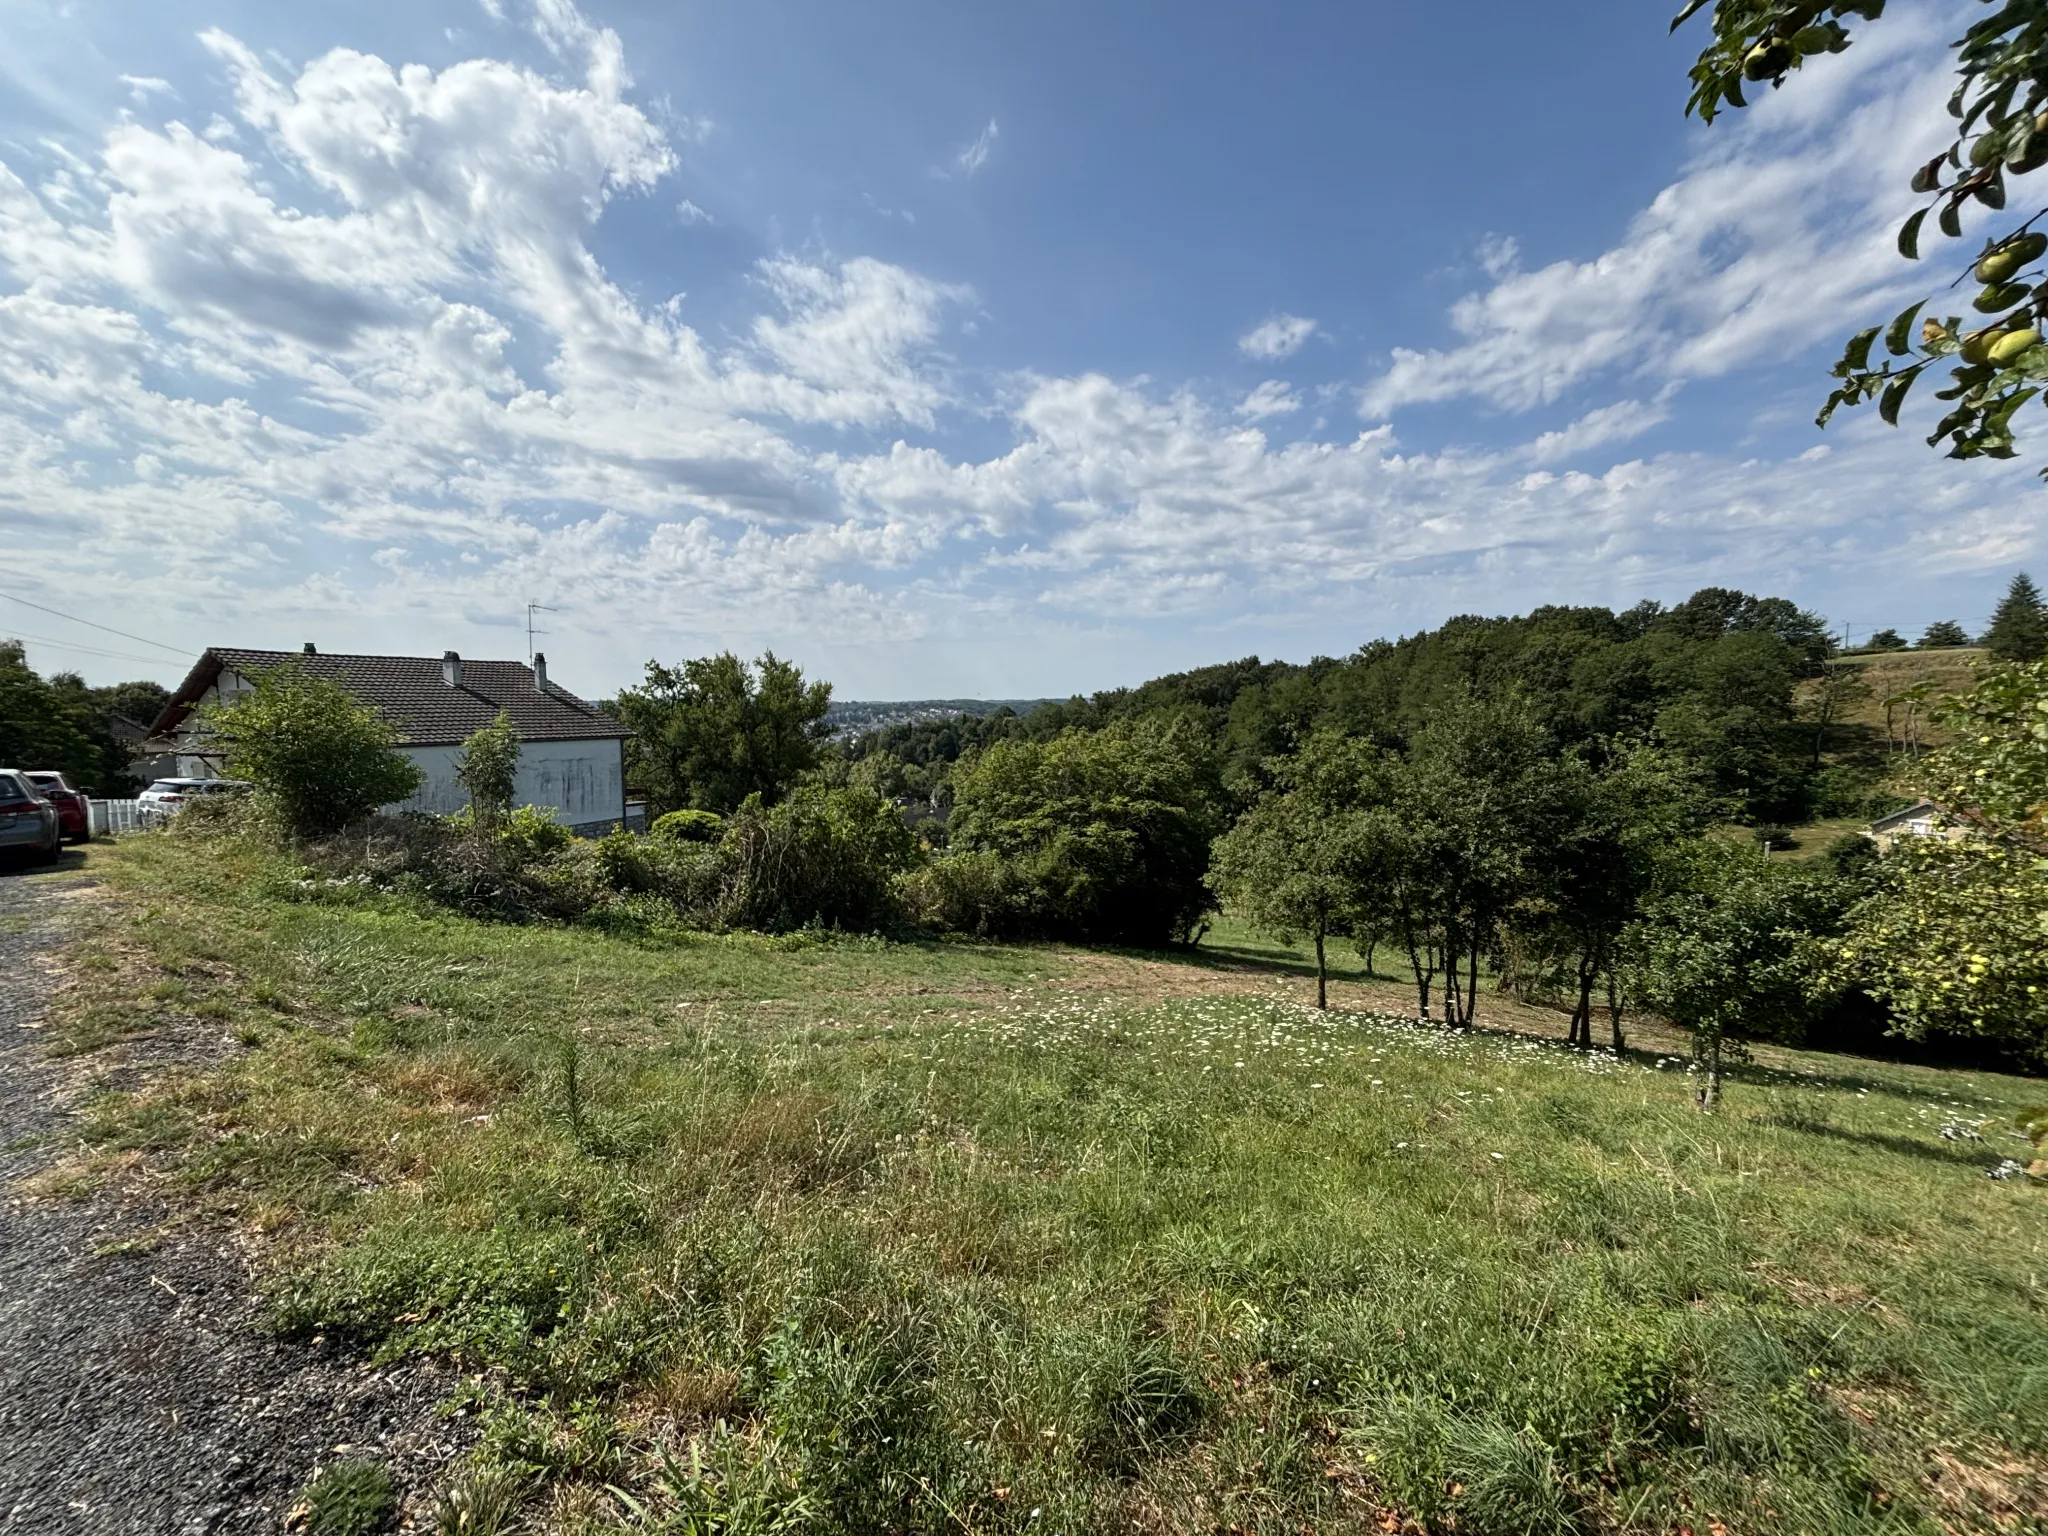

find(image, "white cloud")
[1237,379,1301,421]
[1238,313,1316,360]
[1362,10,1957,419]
[0,6,2038,696]
[1477,233,1519,280]
[1526,388,1678,465]
[947,119,999,178]
[676,198,713,224]
[119,75,174,104]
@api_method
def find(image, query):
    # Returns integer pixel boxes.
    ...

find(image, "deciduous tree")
[947,717,1225,946]
[1208,736,1371,1008]
[617,652,831,815]
[204,664,424,837]
[1833,660,2048,1056]
[0,641,98,786]
[1624,839,1844,1109]
[454,710,521,842]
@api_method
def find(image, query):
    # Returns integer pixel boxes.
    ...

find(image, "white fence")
[88,799,148,836]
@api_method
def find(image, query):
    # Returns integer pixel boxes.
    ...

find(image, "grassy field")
[26,834,2048,1534]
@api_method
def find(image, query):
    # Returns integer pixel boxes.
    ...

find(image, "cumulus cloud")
[0,3,2038,693]
[1362,11,1958,418]
[1239,313,1316,360]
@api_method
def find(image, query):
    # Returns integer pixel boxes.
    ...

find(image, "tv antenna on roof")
[525,602,560,668]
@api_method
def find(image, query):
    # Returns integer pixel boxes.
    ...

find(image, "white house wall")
[170,666,625,829]
[395,738,625,827]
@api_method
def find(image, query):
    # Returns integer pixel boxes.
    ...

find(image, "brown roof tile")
[152,649,629,748]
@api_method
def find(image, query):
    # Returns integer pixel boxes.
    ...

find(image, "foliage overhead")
[1678,0,2048,469]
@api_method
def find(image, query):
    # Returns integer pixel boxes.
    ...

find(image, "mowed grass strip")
[41,834,2048,1535]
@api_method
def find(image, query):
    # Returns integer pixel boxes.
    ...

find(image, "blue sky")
[0,0,2038,699]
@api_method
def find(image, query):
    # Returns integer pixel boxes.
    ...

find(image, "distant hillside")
[1815,647,1987,752]
[824,698,1057,738]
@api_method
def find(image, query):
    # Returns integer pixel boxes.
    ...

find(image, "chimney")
[533,652,548,693]
[441,650,463,689]
[302,642,316,655]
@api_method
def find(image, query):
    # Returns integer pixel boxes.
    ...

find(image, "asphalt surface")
[0,857,462,1534]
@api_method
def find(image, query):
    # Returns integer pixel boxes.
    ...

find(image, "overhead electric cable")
[0,629,182,667]
[0,588,190,656]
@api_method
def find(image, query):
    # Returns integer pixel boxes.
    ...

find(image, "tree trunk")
[1811,665,1836,767]
[1314,921,1328,1011]
[1695,1032,1722,1112]
[1570,957,1596,1049]
[1440,930,1461,1026]
[1605,969,1626,1056]
[1406,928,1432,1021]
[1464,941,1480,1029]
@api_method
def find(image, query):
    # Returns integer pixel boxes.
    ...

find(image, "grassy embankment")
[1762,647,1989,860]
[27,833,2048,1534]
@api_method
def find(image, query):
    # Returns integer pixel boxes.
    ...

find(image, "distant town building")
[1865,799,1964,854]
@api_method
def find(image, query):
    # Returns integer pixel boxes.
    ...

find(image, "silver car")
[0,769,61,865]
[137,778,252,822]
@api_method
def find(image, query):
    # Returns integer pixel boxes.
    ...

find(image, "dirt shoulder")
[0,858,461,1535]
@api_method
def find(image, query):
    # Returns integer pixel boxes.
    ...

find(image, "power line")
[0,588,189,657]
[0,629,181,668]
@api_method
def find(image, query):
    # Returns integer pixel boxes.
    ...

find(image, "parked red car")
[23,772,89,843]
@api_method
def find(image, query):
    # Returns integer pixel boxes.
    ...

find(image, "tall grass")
[47,833,2048,1533]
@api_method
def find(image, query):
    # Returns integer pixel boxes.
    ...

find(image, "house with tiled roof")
[148,645,632,835]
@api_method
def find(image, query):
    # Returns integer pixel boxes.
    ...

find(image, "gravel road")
[0,858,462,1534]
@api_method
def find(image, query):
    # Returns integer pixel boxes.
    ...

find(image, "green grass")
[301,1457,397,1535]
[47,834,2048,1534]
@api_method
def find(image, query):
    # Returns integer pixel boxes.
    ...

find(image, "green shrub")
[301,1458,396,1536]
[650,808,724,845]
[589,829,654,893]
[894,848,1035,936]
[944,718,1224,945]
[500,804,573,861]
[202,663,424,838]
[1809,764,1874,819]
[717,785,916,933]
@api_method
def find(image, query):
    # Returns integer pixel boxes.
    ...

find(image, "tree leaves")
[1668,0,1713,32]
[1879,370,1917,425]
[1677,0,2048,468]
[1885,300,1927,355]
[1898,207,1928,259]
